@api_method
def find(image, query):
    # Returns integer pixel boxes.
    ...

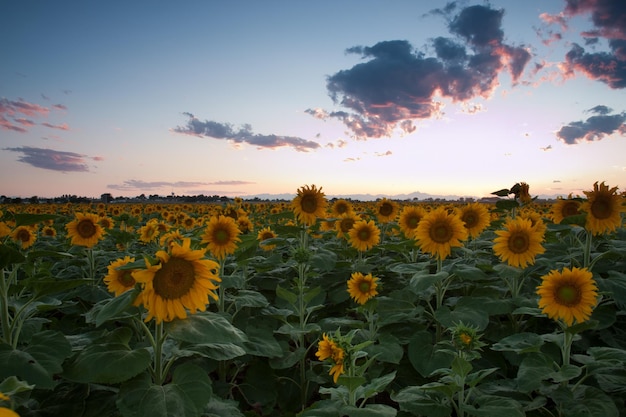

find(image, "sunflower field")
[0,182,625,417]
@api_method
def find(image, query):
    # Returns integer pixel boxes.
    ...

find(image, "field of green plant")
[0,182,625,417]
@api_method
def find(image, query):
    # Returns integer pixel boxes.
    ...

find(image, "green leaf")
[564,385,619,417]
[491,188,511,197]
[337,375,366,391]
[0,244,25,268]
[269,346,305,369]
[434,304,489,331]
[0,375,35,396]
[496,199,519,211]
[86,290,140,327]
[232,289,269,309]
[407,330,453,378]
[165,312,248,345]
[451,355,472,378]
[63,343,151,384]
[460,395,525,417]
[204,397,245,417]
[276,284,298,305]
[355,371,396,402]
[516,353,555,393]
[409,271,449,296]
[242,325,283,358]
[116,362,212,417]
[182,343,246,361]
[310,248,337,272]
[548,364,582,383]
[340,403,398,417]
[13,213,58,227]
[0,330,71,389]
[364,334,403,364]
[392,386,452,417]
[491,332,545,353]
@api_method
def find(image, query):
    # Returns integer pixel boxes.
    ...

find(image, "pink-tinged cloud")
[41,122,70,131]
[14,118,36,127]
[539,12,568,31]
[308,4,532,139]
[52,104,68,111]
[92,156,105,161]
[3,146,92,172]
[0,116,28,133]
[107,179,255,191]
[558,0,626,88]
[0,98,49,117]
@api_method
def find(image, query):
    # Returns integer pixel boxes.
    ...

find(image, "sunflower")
[292,184,327,225]
[98,216,115,230]
[159,229,185,249]
[331,199,354,217]
[104,256,139,297]
[11,226,37,249]
[41,225,57,237]
[0,222,11,238]
[237,216,253,233]
[550,196,581,224]
[537,267,598,326]
[398,205,426,239]
[132,238,221,323]
[456,202,491,238]
[138,221,160,243]
[315,333,345,383]
[581,181,624,235]
[493,217,545,268]
[347,272,379,305]
[519,182,532,204]
[66,212,105,248]
[335,213,359,238]
[348,219,380,251]
[257,226,277,251]
[376,198,399,223]
[414,207,468,260]
[201,215,241,259]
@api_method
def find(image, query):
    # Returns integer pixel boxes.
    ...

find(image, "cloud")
[0,98,71,133]
[556,105,626,144]
[540,145,553,151]
[172,114,320,152]
[376,150,393,157]
[3,146,95,172]
[107,179,255,191]
[559,0,626,88]
[312,4,532,139]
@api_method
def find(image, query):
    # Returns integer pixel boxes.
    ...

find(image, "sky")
[1,0,625,200]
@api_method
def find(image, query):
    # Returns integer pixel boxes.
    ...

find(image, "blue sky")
[1,0,625,199]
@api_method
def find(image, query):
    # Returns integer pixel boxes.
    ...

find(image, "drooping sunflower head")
[257,226,277,251]
[201,215,241,260]
[415,207,468,260]
[457,202,491,239]
[315,333,346,383]
[347,272,379,305]
[347,219,381,252]
[376,198,399,223]
[519,182,532,204]
[11,225,37,249]
[132,238,221,323]
[550,197,582,224]
[537,267,598,327]
[493,217,545,268]
[104,256,138,297]
[398,205,427,239]
[66,212,105,248]
[331,199,353,217]
[292,184,327,225]
[582,181,624,235]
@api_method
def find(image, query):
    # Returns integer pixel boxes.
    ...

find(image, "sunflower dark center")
[590,199,611,220]
[261,232,274,240]
[462,212,478,228]
[214,229,230,244]
[358,281,371,293]
[358,227,371,241]
[407,215,420,228]
[119,271,136,287]
[16,229,31,242]
[555,284,580,306]
[562,201,580,217]
[335,203,348,214]
[300,195,318,214]
[340,219,355,233]
[153,257,195,299]
[430,221,453,243]
[77,219,97,238]
[508,232,530,253]
[379,203,393,216]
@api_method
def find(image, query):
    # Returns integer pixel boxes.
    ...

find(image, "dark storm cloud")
[3,146,95,172]
[107,179,254,191]
[556,106,626,144]
[172,114,320,152]
[315,3,532,139]
[560,0,626,88]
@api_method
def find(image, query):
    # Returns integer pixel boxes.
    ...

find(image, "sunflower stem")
[561,325,574,367]
[153,320,166,385]
[583,230,592,269]
[0,267,13,346]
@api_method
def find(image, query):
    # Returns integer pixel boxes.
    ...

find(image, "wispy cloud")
[307,3,532,139]
[556,105,626,144]
[3,146,101,172]
[107,179,255,191]
[0,98,70,133]
[172,113,320,152]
